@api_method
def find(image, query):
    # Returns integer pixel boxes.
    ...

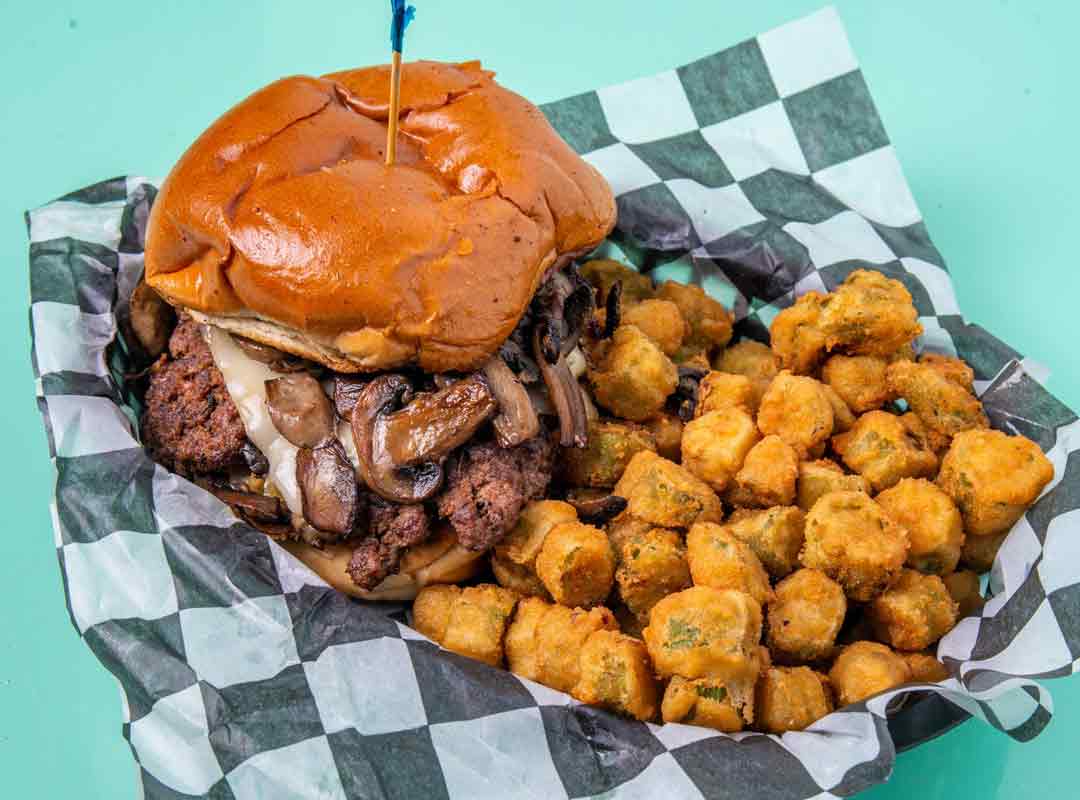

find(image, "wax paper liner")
[27,7,1080,799]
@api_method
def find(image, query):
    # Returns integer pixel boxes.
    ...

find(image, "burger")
[137,60,616,600]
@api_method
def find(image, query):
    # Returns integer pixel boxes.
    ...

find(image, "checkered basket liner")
[27,8,1080,799]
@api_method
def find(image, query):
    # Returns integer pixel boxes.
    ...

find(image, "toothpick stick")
[386,51,402,166]
[386,0,416,166]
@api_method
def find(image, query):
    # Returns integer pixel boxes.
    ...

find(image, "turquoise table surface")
[3,1,1078,797]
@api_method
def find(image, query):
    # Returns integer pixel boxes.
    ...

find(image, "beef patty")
[437,435,556,551]
[141,318,247,475]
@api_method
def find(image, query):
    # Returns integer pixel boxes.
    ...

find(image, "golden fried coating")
[686,523,773,605]
[644,586,763,683]
[681,408,761,492]
[757,371,835,457]
[919,352,975,393]
[766,568,847,663]
[832,410,938,492]
[770,292,828,375]
[715,339,779,408]
[726,435,799,508]
[491,551,550,598]
[961,529,1008,573]
[829,641,912,706]
[869,569,958,651]
[696,371,757,417]
[801,490,909,601]
[590,325,679,422]
[656,280,734,353]
[902,652,950,683]
[413,584,520,667]
[937,429,1054,536]
[726,506,806,579]
[643,413,684,462]
[822,384,856,433]
[943,569,985,618]
[755,667,834,733]
[505,598,618,690]
[821,355,893,414]
[572,630,659,721]
[876,478,964,575]
[796,459,870,512]
[886,359,988,437]
[615,527,692,623]
[412,584,458,643]
[621,299,689,357]
[580,259,654,305]
[899,412,952,458]
[496,500,579,572]
[535,521,616,608]
[661,676,751,732]
[614,451,723,529]
[818,270,923,358]
[562,420,657,488]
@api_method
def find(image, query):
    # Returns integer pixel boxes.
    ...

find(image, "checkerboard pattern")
[27,8,1080,799]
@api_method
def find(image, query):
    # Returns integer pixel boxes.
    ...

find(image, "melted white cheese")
[206,327,345,521]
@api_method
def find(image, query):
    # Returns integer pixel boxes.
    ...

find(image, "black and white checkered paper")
[28,8,1080,798]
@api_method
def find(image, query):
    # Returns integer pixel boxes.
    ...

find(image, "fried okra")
[695,371,756,417]
[580,259,654,305]
[715,339,779,408]
[770,292,829,375]
[876,478,964,575]
[643,413,684,462]
[535,522,616,608]
[413,584,520,667]
[656,280,734,353]
[505,598,617,690]
[614,451,723,529]
[562,420,657,488]
[755,667,834,733]
[899,411,951,458]
[644,586,763,683]
[903,652,950,683]
[937,429,1054,536]
[822,384,856,433]
[662,675,753,732]
[491,552,550,598]
[801,490,909,601]
[621,299,689,357]
[919,352,976,393]
[726,506,806,579]
[818,270,923,358]
[572,630,659,721]
[821,355,892,413]
[725,435,799,508]
[757,372,835,457]
[961,529,1009,573]
[869,569,958,651]
[681,408,761,492]
[615,527,692,623]
[886,359,988,437]
[686,523,773,605]
[832,410,938,492]
[829,641,912,706]
[495,499,578,576]
[796,459,870,512]
[943,569,985,618]
[766,568,847,663]
[590,325,679,422]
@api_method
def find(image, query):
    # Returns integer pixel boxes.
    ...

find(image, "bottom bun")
[281,524,484,602]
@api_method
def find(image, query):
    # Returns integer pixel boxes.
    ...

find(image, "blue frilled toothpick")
[385,0,416,165]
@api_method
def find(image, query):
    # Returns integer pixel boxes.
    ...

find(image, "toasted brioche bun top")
[144,60,615,373]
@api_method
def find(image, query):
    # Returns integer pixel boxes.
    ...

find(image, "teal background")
[2,1,1077,796]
